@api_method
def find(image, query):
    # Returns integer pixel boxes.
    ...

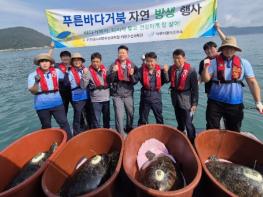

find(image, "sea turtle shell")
[60,151,119,197]
[5,142,58,190]
[140,154,184,191]
[206,160,263,197]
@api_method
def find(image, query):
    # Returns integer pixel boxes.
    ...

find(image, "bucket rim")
[0,128,67,195]
[42,128,124,197]
[123,124,202,196]
[195,129,263,196]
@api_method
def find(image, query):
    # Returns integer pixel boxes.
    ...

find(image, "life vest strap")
[35,90,59,95]
[212,80,245,87]
[71,86,81,91]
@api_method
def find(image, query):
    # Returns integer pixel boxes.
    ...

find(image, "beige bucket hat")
[34,53,55,65]
[218,36,242,52]
[71,52,85,62]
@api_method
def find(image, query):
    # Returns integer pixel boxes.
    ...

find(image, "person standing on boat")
[164,49,198,143]
[202,36,263,131]
[199,22,226,94]
[28,53,72,138]
[135,52,167,125]
[108,45,138,135]
[48,42,73,115]
[67,53,92,135]
[81,52,110,129]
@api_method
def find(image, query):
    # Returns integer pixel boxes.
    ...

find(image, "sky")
[0,0,263,35]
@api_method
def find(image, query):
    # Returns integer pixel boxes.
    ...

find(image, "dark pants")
[138,99,163,125]
[60,89,72,115]
[206,99,244,131]
[36,105,72,139]
[92,101,110,128]
[174,106,196,143]
[72,99,93,136]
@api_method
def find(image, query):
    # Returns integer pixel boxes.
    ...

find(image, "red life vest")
[115,59,132,81]
[58,63,67,74]
[216,54,242,81]
[89,65,108,88]
[142,64,162,91]
[171,63,191,91]
[36,67,59,92]
[70,66,83,86]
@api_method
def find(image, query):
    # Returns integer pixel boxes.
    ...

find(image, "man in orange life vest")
[108,45,138,135]
[67,53,93,135]
[28,53,72,138]
[81,52,110,128]
[135,52,168,125]
[164,49,199,143]
[198,22,226,94]
[48,41,73,115]
[202,36,263,131]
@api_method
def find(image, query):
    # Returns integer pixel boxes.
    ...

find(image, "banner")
[46,0,217,48]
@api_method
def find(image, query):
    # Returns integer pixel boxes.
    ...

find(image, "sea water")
[0,34,262,150]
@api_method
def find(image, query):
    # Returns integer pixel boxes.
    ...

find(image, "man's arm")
[48,41,55,57]
[162,64,170,83]
[190,69,199,112]
[28,74,40,94]
[246,77,263,113]
[215,22,226,41]
[107,64,117,83]
[198,60,204,84]
[202,59,213,82]
[246,77,261,103]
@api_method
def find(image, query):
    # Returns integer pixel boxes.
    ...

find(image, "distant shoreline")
[0,46,49,52]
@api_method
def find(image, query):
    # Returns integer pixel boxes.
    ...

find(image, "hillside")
[222,26,263,35]
[0,27,50,50]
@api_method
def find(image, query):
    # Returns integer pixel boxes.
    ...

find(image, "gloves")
[204,59,211,68]
[35,74,41,83]
[256,102,263,114]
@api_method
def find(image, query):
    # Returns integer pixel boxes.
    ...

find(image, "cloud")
[218,0,263,27]
[0,0,43,19]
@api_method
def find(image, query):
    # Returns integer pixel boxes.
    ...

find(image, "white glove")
[256,102,263,114]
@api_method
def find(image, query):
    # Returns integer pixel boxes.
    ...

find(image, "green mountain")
[0,27,50,50]
[222,26,263,35]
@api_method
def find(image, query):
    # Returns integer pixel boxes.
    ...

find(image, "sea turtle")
[140,152,184,192]
[60,151,119,197]
[6,142,58,190]
[206,156,263,197]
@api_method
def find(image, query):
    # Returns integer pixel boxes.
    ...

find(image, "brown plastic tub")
[42,128,124,197]
[195,129,263,197]
[123,124,202,197]
[0,128,67,197]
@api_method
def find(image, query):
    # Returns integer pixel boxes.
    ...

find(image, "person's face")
[205,46,218,58]
[39,60,51,71]
[61,55,71,65]
[146,57,157,70]
[118,49,128,61]
[72,58,83,68]
[91,58,101,70]
[173,55,185,67]
[222,47,236,59]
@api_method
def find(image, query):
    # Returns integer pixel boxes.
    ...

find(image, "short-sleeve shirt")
[68,68,90,102]
[28,68,64,110]
[208,57,255,104]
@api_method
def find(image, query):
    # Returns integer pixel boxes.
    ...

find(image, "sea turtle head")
[49,142,58,153]
[208,155,218,161]
[145,151,156,161]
